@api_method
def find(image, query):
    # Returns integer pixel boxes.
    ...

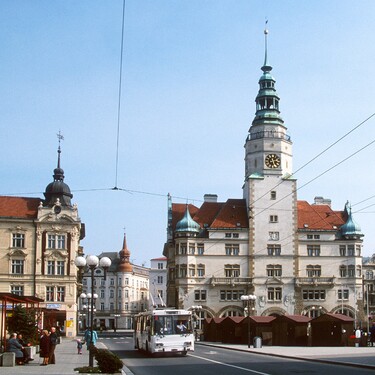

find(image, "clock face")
[265,154,281,168]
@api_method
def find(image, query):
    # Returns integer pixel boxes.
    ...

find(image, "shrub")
[94,348,123,374]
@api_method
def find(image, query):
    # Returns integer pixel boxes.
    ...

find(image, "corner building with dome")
[163,31,365,332]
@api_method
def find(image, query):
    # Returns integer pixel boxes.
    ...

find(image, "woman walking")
[39,330,50,366]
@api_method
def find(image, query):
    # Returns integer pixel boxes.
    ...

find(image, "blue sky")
[2,0,375,265]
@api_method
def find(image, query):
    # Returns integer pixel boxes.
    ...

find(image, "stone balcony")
[210,277,253,287]
[295,277,335,287]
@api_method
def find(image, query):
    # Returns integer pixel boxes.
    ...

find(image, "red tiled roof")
[151,257,167,261]
[0,196,40,219]
[297,200,346,230]
[210,199,248,228]
[172,199,248,230]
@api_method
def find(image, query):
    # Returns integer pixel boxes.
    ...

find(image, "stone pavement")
[198,342,375,370]
[0,337,134,375]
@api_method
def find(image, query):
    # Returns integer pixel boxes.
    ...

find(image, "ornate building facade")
[163,30,365,330]
[80,234,150,330]
[0,144,85,337]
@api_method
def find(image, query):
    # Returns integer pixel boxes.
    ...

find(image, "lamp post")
[75,255,111,367]
[241,294,257,348]
[113,314,120,332]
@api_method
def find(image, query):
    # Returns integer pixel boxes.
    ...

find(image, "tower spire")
[263,20,270,70]
[57,130,64,169]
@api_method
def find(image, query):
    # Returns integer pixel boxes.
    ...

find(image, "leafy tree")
[7,305,39,344]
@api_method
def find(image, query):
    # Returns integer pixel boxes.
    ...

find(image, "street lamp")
[113,314,120,332]
[241,294,257,348]
[75,255,111,367]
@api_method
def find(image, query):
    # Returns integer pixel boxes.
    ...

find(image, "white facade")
[149,257,167,307]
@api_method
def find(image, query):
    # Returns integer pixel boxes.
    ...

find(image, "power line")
[114,0,126,190]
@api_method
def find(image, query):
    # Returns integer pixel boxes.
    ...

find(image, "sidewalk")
[198,342,375,370]
[0,337,134,375]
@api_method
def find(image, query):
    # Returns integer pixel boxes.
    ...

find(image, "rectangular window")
[307,245,320,256]
[189,266,195,277]
[110,289,114,298]
[339,245,346,256]
[356,245,361,256]
[224,264,240,277]
[157,276,163,284]
[225,233,232,238]
[302,290,326,300]
[180,243,187,254]
[47,261,55,275]
[57,287,65,302]
[267,287,282,301]
[110,278,114,286]
[306,265,321,277]
[12,233,25,248]
[266,264,282,277]
[233,233,239,238]
[11,285,24,296]
[57,235,65,249]
[197,244,204,255]
[194,290,207,301]
[11,259,24,274]
[338,289,349,300]
[220,290,244,301]
[270,215,278,223]
[157,262,164,270]
[225,244,239,256]
[270,191,277,200]
[100,289,105,298]
[347,245,355,256]
[348,265,355,277]
[56,261,65,275]
[197,265,205,277]
[189,244,195,254]
[125,289,129,298]
[48,235,56,249]
[125,302,129,310]
[46,286,54,301]
[47,234,66,249]
[100,302,105,311]
[110,302,114,311]
[267,244,281,256]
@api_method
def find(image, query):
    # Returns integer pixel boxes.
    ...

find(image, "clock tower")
[243,28,298,314]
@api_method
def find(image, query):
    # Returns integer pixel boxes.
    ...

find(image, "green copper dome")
[340,201,363,238]
[176,206,200,233]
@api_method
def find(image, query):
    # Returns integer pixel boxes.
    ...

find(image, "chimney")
[313,196,331,207]
[204,194,218,203]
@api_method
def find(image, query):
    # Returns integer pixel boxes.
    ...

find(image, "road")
[98,334,375,375]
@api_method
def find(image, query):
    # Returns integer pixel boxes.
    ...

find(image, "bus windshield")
[152,314,191,335]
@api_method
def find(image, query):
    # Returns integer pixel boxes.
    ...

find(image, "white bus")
[134,308,194,355]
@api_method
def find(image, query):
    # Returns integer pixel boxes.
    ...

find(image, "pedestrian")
[7,333,25,365]
[17,333,34,363]
[76,338,83,354]
[49,326,58,364]
[370,323,375,346]
[84,327,98,350]
[39,329,50,366]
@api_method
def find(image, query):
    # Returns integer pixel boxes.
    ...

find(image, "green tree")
[7,305,39,344]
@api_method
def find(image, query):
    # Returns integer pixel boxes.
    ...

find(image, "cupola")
[44,136,73,207]
[340,201,363,239]
[175,205,200,234]
[118,233,133,273]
